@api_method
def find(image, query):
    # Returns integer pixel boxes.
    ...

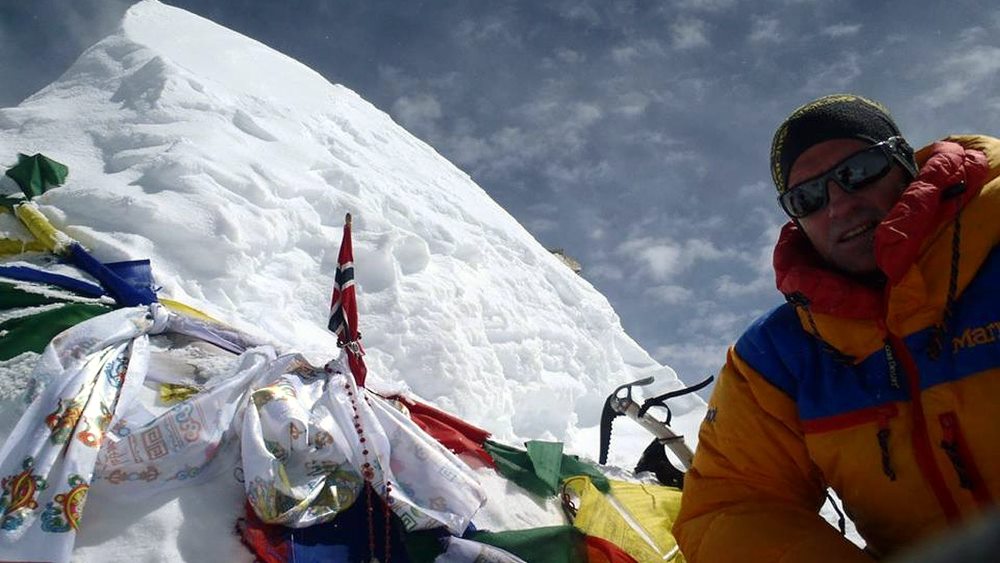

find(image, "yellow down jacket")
[673,135,1000,562]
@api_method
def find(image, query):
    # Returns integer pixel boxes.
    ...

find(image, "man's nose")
[824,180,860,217]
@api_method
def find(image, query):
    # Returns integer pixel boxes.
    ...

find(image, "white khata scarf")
[0,305,485,562]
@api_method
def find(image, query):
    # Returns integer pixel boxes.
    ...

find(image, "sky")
[3,0,1000,387]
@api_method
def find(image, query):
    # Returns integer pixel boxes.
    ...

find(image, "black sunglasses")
[779,137,910,219]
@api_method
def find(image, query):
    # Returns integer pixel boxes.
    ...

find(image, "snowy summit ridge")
[0,0,699,445]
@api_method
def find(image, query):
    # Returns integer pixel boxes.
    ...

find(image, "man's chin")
[825,250,879,277]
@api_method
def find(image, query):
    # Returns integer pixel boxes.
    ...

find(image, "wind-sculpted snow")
[0,0,701,447]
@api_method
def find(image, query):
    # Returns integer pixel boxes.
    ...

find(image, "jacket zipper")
[884,332,961,523]
[876,406,897,481]
[939,411,994,508]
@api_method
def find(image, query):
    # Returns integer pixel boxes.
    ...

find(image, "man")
[672,94,1000,561]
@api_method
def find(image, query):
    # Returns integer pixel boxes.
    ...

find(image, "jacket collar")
[773,140,989,319]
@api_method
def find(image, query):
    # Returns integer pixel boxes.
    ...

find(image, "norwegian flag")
[328,213,367,386]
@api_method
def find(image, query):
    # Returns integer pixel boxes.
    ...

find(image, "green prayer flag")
[0,195,22,210]
[4,153,68,199]
[469,525,588,563]
[557,451,610,495]
[0,281,66,309]
[484,440,610,497]
[400,529,447,563]
[0,303,110,360]
[526,440,565,493]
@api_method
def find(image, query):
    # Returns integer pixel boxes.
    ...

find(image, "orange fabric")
[674,351,873,563]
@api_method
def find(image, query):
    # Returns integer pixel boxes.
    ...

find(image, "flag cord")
[342,376,392,563]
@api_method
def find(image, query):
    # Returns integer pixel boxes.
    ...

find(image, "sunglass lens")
[781,181,826,218]
[837,149,891,191]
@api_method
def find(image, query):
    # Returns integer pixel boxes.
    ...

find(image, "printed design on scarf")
[44,390,87,445]
[0,457,47,531]
[166,463,207,483]
[263,440,289,463]
[245,477,286,522]
[311,430,333,449]
[398,507,420,532]
[304,459,342,477]
[429,496,449,512]
[320,467,363,507]
[95,400,210,484]
[172,402,204,443]
[105,466,160,484]
[103,351,130,389]
[301,468,361,521]
[251,381,297,409]
[40,475,88,533]
[246,466,363,525]
[76,402,113,448]
[288,421,303,442]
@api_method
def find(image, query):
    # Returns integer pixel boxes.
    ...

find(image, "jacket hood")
[774,136,997,320]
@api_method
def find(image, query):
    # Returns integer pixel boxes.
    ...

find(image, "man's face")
[787,138,909,275]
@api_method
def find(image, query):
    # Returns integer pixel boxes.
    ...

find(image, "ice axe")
[598,374,713,488]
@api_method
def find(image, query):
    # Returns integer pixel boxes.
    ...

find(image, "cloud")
[801,52,862,94]
[423,87,612,186]
[737,180,771,199]
[615,91,651,116]
[611,45,641,64]
[666,0,738,11]
[543,158,611,184]
[555,48,585,65]
[923,46,1000,109]
[391,93,443,133]
[821,23,862,37]
[748,17,782,44]
[618,237,733,282]
[378,65,418,91]
[587,263,625,281]
[621,130,685,149]
[454,16,522,46]
[558,3,603,26]
[520,99,603,132]
[689,310,747,335]
[444,134,493,168]
[646,284,695,304]
[671,19,710,50]
[653,340,729,381]
[715,273,772,297]
[526,217,559,233]
[716,211,782,298]
[610,38,667,65]
[570,103,604,127]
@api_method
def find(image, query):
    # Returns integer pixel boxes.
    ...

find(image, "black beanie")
[770,94,904,194]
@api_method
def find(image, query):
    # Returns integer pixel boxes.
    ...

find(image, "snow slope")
[0,0,702,445]
[0,1,709,560]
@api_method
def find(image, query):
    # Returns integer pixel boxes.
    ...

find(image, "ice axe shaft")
[599,374,712,469]
[610,395,694,470]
